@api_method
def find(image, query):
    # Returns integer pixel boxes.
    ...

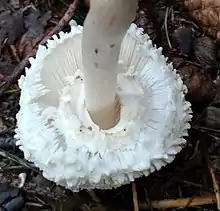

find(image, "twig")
[194,126,220,133]
[180,18,199,29]
[25,202,44,208]
[164,7,172,49]
[0,149,39,173]
[0,0,79,97]
[139,195,217,209]
[44,0,79,38]
[202,137,220,210]
[132,183,139,211]
[189,139,200,160]
[9,45,20,63]
[144,189,153,211]
[210,167,220,210]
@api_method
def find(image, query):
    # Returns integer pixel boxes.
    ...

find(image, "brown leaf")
[9,0,20,9]
[193,36,218,69]
[0,61,16,77]
[17,8,52,58]
[204,106,220,129]
[0,9,24,45]
[23,8,52,35]
[178,64,216,102]
[172,26,194,55]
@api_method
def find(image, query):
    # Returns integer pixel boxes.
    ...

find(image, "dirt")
[0,0,220,210]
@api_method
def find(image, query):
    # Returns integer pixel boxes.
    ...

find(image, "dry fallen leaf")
[0,61,15,78]
[0,9,24,45]
[193,36,218,69]
[178,64,216,102]
[9,0,20,9]
[17,8,52,58]
[172,26,194,55]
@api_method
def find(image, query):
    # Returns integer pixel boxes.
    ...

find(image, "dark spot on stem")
[109,16,115,27]
[94,62,98,68]
[110,44,115,48]
[94,48,98,54]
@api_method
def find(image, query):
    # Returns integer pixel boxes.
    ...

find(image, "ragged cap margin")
[15,20,192,191]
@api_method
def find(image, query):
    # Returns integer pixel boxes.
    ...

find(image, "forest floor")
[0,0,220,210]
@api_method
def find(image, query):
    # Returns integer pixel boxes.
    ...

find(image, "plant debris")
[17,7,52,57]
[0,10,24,45]
[134,0,158,41]
[171,26,194,55]
[193,36,220,69]
[178,64,216,102]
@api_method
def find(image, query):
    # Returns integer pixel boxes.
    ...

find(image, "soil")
[0,0,220,210]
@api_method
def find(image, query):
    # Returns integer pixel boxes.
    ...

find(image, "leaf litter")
[17,7,52,57]
[0,9,24,46]
[1,0,220,210]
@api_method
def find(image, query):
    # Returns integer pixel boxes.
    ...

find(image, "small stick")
[139,195,217,209]
[44,0,79,37]
[0,0,79,97]
[9,45,20,63]
[0,149,40,173]
[164,7,172,49]
[210,167,220,210]
[132,183,139,211]
[144,189,154,211]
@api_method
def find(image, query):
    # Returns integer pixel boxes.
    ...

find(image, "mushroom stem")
[82,0,137,129]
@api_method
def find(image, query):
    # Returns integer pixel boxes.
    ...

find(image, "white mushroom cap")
[15,20,192,191]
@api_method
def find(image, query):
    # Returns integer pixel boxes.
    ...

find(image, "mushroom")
[15,0,192,191]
